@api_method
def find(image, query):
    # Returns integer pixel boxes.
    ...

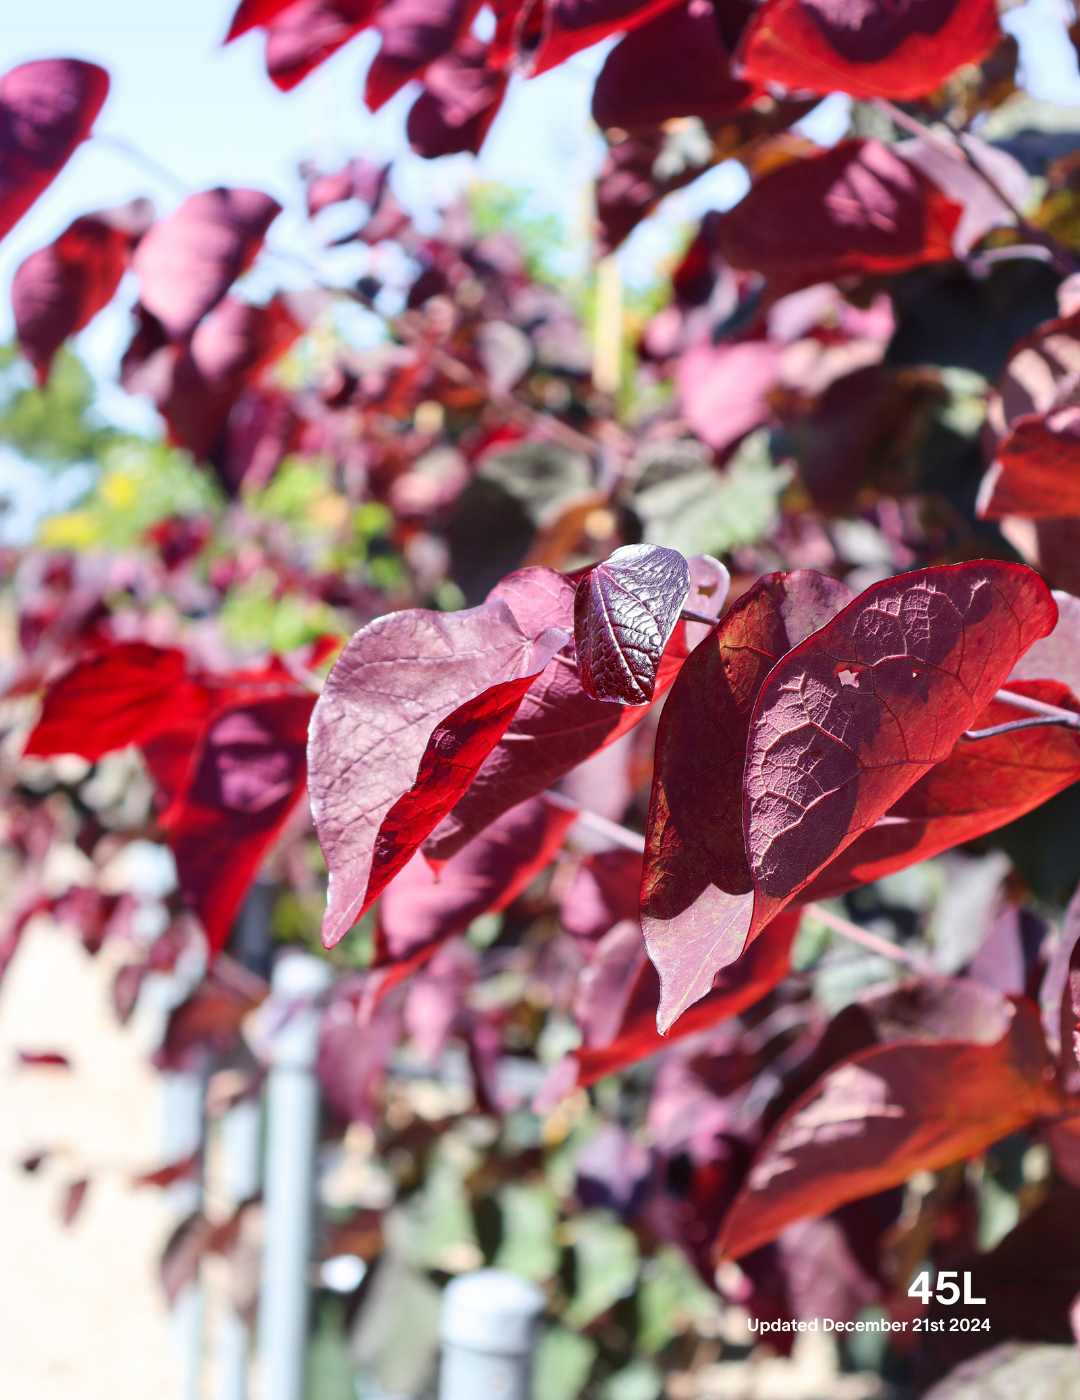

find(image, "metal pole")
[439,1270,546,1400]
[216,1094,262,1400]
[163,1069,206,1400]
[257,953,334,1400]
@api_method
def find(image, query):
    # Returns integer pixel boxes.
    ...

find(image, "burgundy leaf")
[133,1149,202,1189]
[377,794,578,962]
[132,189,282,340]
[718,139,960,294]
[305,157,386,215]
[716,998,1060,1261]
[735,0,1000,100]
[154,958,267,1073]
[743,563,1057,933]
[164,695,314,955]
[574,544,690,706]
[895,134,1028,258]
[405,37,507,159]
[560,847,642,944]
[591,0,755,133]
[0,60,109,242]
[642,570,852,1030]
[541,909,800,1101]
[309,600,568,948]
[262,0,374,90]
[364,0,478,111]
[14,203,152,383]
[17,1050,70,1068]
[129,295,301,463]
[802,679,1080,900]
[422,567,692,864]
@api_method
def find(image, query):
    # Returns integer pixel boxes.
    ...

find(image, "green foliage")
[469,181,567,285]
[40,437,221,551]
[0,345,118,467]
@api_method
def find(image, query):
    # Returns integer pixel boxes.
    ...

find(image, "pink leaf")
[0,60,109,242]
[309,600,569,948]
[132,189,282,341]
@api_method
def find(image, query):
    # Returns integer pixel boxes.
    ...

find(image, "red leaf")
[13,203,152,384]
[165,696,313,955]
[574,544,690,706]
[560,847,643,943]
[61,1178,89,1227]
[133,1148,202,1189]
[24,643,206,762]
[735,0,1000,100]
[743,563,1056,932]
[642,570,852,1030]
[803,679,1080,900]
[715,998,1060,1261]
[978,408,1080,520]
[522,0,685,76]
[423,564,712,863]
[405,38,508,159]
[364,0,478,112]
[154,958,267,1073]
[378,794,576,962]
[17,1050,70,1068]
[591,0,756,133]
[717,139,960,294]
[0,60,109,242]
[262,0,374,91]
[132,189,282,341]
[130,295,301,462]
[544,910,800,1099]
[309,600,569,948]
[225,0,301,39]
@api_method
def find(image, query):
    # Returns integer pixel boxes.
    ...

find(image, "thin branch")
[963,714,1077,740]
[543,790,646,851]
[680,607,719,627]
[994,688,1080,724]
[92,133,193,195]
[803,902,934,975]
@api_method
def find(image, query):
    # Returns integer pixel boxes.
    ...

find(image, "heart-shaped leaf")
[718,139,960,293]
[716,998,1060,1261]
[0,60,109,242]
[744,562,1056,932]
[642,570,852,1030]
[133,188,282,341]
[735,0,1000,101]
[308,600,568,947]
[575,544,691,706]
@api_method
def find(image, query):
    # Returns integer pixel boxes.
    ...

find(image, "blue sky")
[0,0,1079,535]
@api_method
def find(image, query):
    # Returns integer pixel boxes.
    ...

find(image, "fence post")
[439,1269,545,1400]
[216,1093,262,1400]
[256,952,334,1400]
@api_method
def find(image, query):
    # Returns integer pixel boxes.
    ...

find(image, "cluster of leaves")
[11,12,1080,1398]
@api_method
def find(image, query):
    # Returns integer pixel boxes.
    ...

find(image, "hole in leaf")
[837,668,860,688]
